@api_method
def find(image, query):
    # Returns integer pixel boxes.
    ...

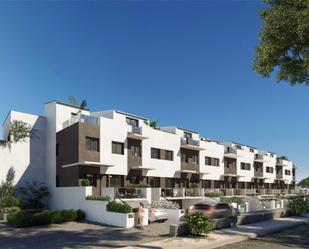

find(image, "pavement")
[123,216,309,249]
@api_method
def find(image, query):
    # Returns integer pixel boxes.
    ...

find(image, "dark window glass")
[126,117,138,127]
[249,148,254,153]
[56,143,59,156]
[205,157,219,166]
[84,174,97,187]
[112,141,124,155]
[181,153,187,162]
[184,132,192,139]
[285,170,291,175]
[151,148,160,159]
[266,167,274,173]
[85,137,100,152]
[165,178,175,188]
[192,154,199,164]
[130,144,141,157]
[236,145,242,149]
[241,162,251,170]
[165,150,173,161]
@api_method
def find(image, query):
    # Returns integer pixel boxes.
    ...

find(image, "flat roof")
[115,110,148,121]
[45,100,90,111]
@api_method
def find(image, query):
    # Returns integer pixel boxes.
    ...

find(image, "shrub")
[80,179,91,186]
[76,209,86,221]
[220,196,244,205]
[86,195,111,202]
[31,210,53,226]
[1,196,20,208]
[204,192,224,197]
[17,182,49,209]
[288,197,309,215]
[7,211,33,228]
[127,184,150,188]
[107,201,132,213]
[3,206,21,214]
[186,212,214,236]
[7,209,85,227]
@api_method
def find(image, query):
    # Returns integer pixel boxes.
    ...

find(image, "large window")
[126,117,138,127]
[192,154,199,164]
[85,137,100,152]
[241,162,251,170]
[285,170,291,175]
[151,148,161,159]
[165,150,173,161]
[112,141,124,155]
[184,132,192,139]
[266,166,274,173]
[205,157,219,166]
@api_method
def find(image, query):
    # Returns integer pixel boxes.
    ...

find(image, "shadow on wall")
[15,117,46,188]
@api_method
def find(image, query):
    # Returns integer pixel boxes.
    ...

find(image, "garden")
[0,167,85,228]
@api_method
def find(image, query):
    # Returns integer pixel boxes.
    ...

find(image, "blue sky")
[0,1,308,178]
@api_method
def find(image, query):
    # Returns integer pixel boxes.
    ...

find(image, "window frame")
[151,148,161,159]
[85,137,100,152]
[112,141,124,155]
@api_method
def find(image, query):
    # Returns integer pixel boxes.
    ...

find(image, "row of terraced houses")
[0,101,297,211]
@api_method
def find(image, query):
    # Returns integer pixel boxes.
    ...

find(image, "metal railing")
[63,114,99,129]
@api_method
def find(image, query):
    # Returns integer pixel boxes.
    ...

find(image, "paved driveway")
[0,221,171,249]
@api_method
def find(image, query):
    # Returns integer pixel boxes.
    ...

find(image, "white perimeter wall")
[0,111,46,186]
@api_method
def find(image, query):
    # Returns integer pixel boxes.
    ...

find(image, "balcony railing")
[63,114,99,129]
[161,188,183,198]
[115,187,146,199]
[181,137,200,147]
[276,173,283,180]
[254,170,263,178]
[226,147,237,154]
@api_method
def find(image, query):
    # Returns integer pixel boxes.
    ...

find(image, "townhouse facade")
[0,101,297,208]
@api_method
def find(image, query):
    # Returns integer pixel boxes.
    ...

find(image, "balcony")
[181,159,199,172]
[161,188,183,198]
[254,170,264,178]
[276,158,288,166]
[224,165,237,175]
[114,187,147,199]
[180,137,205,151]
[224,147,238,158]
[254,154,268,163]
[276,173,283,180]
[127,126,148,140]
[63,114,99,129]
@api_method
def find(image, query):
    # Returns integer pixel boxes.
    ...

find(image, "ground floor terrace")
[56,165,296,198]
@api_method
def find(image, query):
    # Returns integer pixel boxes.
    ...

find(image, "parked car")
[191,202,238,223]
[148,207,168,223]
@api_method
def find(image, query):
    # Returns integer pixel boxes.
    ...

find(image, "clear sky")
[0,1,308,179]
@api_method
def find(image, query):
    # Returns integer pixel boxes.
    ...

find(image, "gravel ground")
[217,224,309,249]
[0,221,171,249]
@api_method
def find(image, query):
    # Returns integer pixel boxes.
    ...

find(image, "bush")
[107,201,132,213]
[204,192,224,197]
[186,212,214,236]
[288,197,309,215]
[31,210,53,226]
[80,179,91,186]
[17,182,49,209]
[86,195,111,202]
[76,209,86,221]
[127,184,150,188]
[7,209,85,227]
[3,206,21,214]
[1,196,20,208]
[220,196,244,205]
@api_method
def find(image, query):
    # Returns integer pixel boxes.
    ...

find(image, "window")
[165,150,173,161]
[85,137,100,152]
[205,157,219,166]
[130,144,141,157]
[184,132,192,139]
[270,154,274,157]
[56,143,59,156]
[192,154,199,164]
[249,148,254,153]
[112,141,124,155]
[181,152,188,162]
[165,178,175,188]
[151,148,160,159]
[126,117,138,127]
[266,166,274,173]
[241,162,251,170]
[236,145,242,150]
[285,170,291,175]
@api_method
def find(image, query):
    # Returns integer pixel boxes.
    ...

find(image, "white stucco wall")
[0,111,46,186]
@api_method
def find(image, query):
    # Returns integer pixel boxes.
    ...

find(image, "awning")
[62,161,114,168]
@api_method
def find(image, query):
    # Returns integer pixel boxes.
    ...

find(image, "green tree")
[299,177,309,188]
[254,0,309,85]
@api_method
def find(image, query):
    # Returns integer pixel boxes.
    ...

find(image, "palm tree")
[68,96,88,113]
[144,120,159,129]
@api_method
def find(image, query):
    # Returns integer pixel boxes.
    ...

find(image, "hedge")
[86,195,111,202]
[80,179,91,186]
[204,192,224,197]
[106,201,132,213]
[7,209,86,228]
[220,196,244,205]
[288,197,309,215]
